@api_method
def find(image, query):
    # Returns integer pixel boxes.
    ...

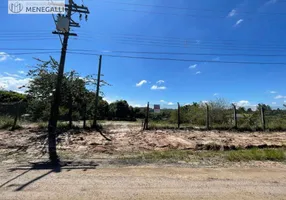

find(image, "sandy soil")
[0,164,286,200]
[1,122,286,199]
[1,122,286,160]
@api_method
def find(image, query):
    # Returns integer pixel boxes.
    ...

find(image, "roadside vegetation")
[118,148,286,165]
[1,58,286,131]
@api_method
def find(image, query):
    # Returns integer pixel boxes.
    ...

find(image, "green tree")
[108,100,133,120]
[26,57,109,122]
[0,90,26,103]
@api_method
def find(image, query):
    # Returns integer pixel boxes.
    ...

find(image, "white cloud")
[274,95,286,99]
[102,97,114,104]
[167,102,174,105]
[235,101,257,109]
[156,80,165,84]
[18,71,25,74]
[213,93,219,96]
[236,100,250,107]
[133,104,143,107]
[189,64,197,69]
[272,102,277,105]
[128,101,147,107]
[228,9,236,17]
[202,100,208,104]
[160,100,166,103]
[195,71,201,75]
[151,85,166,90]
[136,80,147,87]
[234,19,244,27]
[0,76,31,93]
[270,91,277,94]
[0,52,9,62]
[14,58,24,61]
[4,72,21,78]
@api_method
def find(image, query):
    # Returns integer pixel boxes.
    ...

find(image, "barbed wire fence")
[143,102,286,131]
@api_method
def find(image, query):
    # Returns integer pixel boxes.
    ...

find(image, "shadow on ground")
[0,160,98,191]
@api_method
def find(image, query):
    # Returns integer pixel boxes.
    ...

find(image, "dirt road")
[1,164,286,200]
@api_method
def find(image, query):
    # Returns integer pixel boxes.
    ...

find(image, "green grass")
[118,150,190,164]
[118,148,286,165]
[118,150,224,164]
[227,148,286,162]
[0,116,14,129]
[0,116,22,130]
[37,122,48,129]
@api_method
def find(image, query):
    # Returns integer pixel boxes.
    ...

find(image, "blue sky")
[1,0,286,108]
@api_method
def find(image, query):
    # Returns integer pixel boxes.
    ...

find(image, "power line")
[67,49,286,57]
[67,51,286,65]
[98,0,286,16]
[72,37,286,52]
[2,31,286,49]
[1,30,285,47]
[92,6,284,20]
[3,31,286,52]
[1,51,60,55]
[0,38,58,42]
[3,48,286,57]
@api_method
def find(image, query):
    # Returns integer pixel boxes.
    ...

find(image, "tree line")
[1,57,286,130]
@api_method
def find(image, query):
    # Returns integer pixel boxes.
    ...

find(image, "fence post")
[83,103,87,129]
[232,103,237,129]
[68,94,73,129]
[206,103,210,130]
[12,102,19,131]
[144,102,149,130]
[260,106,265,131]
[177,102,180,129]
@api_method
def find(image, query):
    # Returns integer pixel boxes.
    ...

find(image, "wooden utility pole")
[260,106,265,131]
[144,102,150,130]
[232,103,237,129]
[48,0,89,163]
[206,103,210,130]
[92,55,102,128]
[177,102,180,129]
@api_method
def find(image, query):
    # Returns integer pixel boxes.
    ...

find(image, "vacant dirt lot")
[1,122,286,199]
[1,121,286,161]
[1,164,286,200]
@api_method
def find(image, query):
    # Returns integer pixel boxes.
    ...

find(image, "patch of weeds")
[38,122,48,129]
[0,116,23,130]
[227,148,285,162]
[148,122,177,130]
[119,150,193,164]
[0,116,14,129]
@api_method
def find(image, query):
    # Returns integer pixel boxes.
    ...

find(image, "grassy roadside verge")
[118,148,286,165]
